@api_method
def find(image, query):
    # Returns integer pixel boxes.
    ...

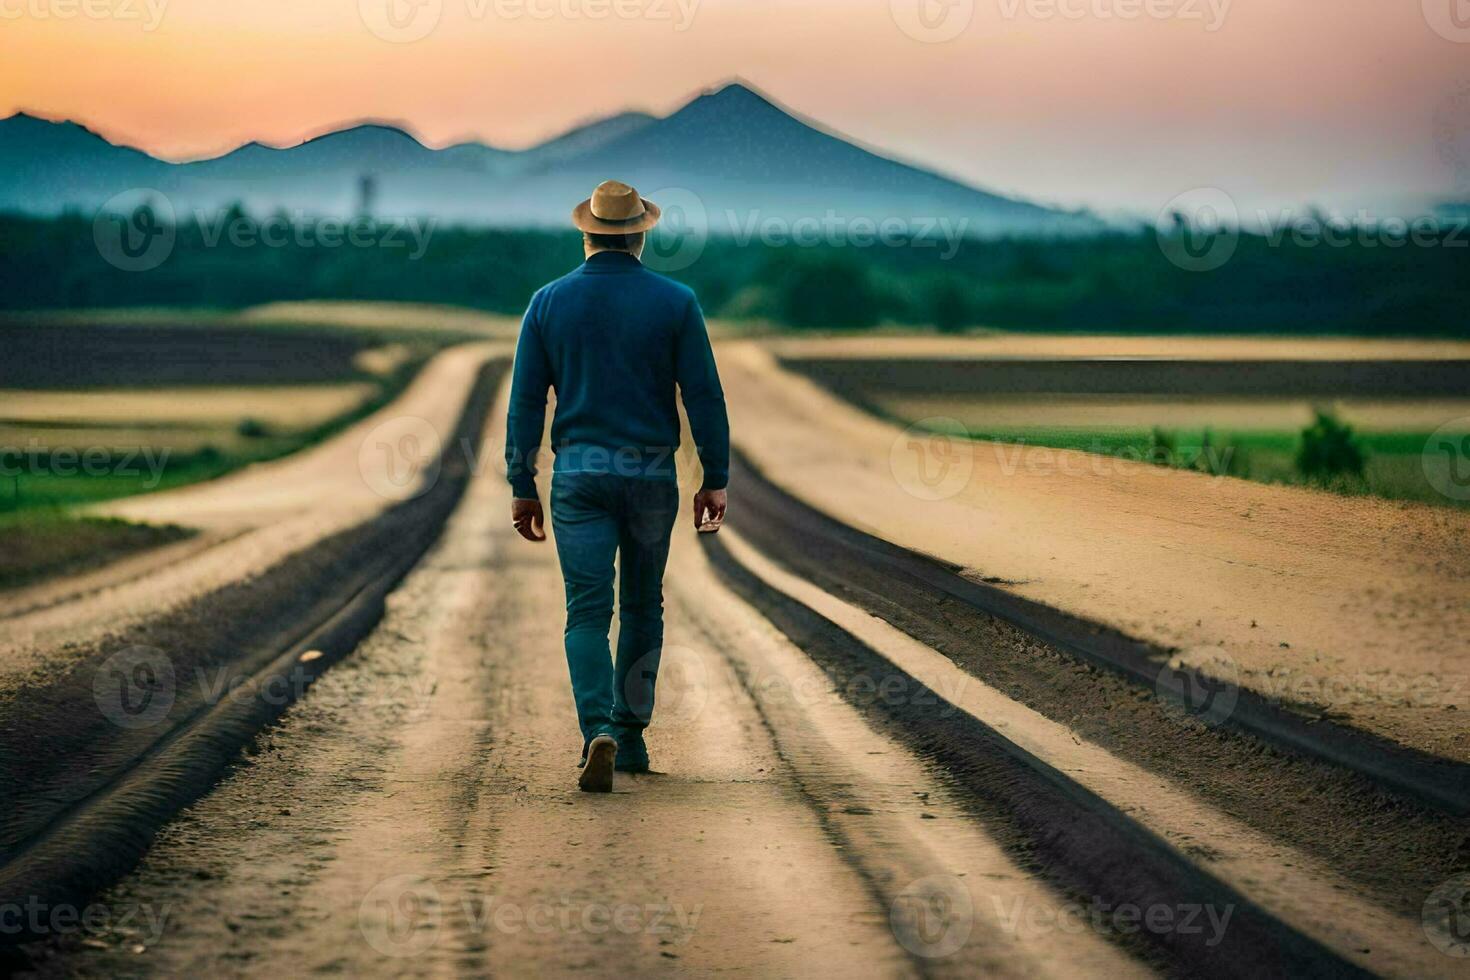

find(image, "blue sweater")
[504,250,730,499]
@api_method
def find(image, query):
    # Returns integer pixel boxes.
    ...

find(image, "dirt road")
[13,415,1148,978]
[5,343,1466,978]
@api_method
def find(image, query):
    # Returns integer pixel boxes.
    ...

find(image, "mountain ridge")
[0,80,1099,235]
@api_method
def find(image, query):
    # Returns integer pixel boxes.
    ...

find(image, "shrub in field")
[237,417,271,439]
[775,256,882,329]
[1147,427,1177,466]
[1193,428,1235,477]
[1225,441,1252,479]
[929,278,971,334]
[1296,408,1365,482]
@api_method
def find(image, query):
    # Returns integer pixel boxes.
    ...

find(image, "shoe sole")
[578,735,617,793]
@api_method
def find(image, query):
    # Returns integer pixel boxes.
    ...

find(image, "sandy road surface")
[17,415,1143,979]
[10,345,1462,977]
[720,343,1470,761]
[0,343,505,689]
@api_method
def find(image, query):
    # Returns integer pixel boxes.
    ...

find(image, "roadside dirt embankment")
[720,342,1470,763]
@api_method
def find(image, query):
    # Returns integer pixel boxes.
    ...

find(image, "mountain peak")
[4,111,91,134]
[672,79,796,129]
[300,121,427,149]
[697,78,777,108]
[0,110,157,161]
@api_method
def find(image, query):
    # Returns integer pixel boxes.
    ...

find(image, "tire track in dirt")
[711,526,1465,977]
[704,531,1380,978]
[662,539,1146,978]
[722,449,1470,922]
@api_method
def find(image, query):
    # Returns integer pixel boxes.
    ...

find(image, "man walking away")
[504,180,730,793]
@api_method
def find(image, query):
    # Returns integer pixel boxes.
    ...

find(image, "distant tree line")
[1,207,1464,335]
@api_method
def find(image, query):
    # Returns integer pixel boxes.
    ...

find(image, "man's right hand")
[512,497,546,542]
[693,488,727,533]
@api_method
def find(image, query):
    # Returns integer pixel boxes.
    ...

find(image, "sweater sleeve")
[674,295,730,491]
[504,293,551,499]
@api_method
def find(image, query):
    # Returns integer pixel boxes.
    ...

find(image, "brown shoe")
[578,734,617,793]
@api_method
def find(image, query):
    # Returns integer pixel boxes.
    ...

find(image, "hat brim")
[571,197,661,234]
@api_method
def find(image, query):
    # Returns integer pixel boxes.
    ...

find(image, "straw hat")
[571,180,661,234]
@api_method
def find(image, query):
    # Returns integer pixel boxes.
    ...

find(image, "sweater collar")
[581,250,644,274]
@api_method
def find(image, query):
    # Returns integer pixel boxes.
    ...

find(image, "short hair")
[584,231,645,253]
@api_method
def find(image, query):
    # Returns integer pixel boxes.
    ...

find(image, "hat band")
[590,205,646,225]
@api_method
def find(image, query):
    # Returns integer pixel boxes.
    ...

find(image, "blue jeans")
[550,473,679,764]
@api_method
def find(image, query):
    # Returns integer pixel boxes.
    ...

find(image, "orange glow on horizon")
[3,0,1465,212]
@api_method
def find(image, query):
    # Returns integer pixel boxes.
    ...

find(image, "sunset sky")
[3,0,1467,216]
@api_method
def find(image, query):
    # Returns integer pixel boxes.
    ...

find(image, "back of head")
[583,231,646,256]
